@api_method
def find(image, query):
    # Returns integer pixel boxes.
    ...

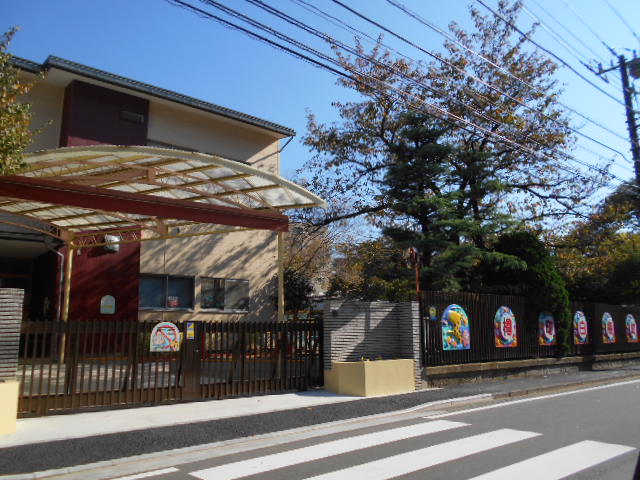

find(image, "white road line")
[189,420,468,480]
[467,440,637,480]
[109,467,179,480]
[301,428,541,480]
[424,378,640,420]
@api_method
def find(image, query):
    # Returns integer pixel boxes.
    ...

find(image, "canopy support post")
[277,231,285,322]
[59,243,75,364]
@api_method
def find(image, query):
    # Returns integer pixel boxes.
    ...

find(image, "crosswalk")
[112,419,637,480]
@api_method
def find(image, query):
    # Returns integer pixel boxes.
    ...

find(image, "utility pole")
[598,56,640,184]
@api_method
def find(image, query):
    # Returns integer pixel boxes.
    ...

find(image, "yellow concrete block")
[0,380,19,435]
[324,359,415,397]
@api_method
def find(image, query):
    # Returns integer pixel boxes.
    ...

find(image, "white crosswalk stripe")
[183,420,638,480]
[300,428,541,480]
[189,419,468,480]
[467,440,636,480]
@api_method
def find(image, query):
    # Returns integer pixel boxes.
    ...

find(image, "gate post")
[0,288,23,434]
[181,321,202,400]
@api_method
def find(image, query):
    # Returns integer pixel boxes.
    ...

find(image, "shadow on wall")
[140,229,278,322]
[325,300,416,363]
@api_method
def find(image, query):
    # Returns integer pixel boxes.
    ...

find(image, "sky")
[2,0,639,202]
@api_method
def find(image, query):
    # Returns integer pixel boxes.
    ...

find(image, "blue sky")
[2,0,639,199]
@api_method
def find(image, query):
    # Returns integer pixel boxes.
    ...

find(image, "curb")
[2,374,640,480]
[490,373,640,401]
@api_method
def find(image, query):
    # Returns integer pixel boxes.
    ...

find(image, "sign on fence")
[494,306,518,348]
[441,304,471,350]
[538,312,556,346]
[150,322,181,352]
[573,311,590,345]
[602,312,616,344]
[626,314,638,343]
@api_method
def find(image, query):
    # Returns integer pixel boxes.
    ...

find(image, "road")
[104,380,640,480]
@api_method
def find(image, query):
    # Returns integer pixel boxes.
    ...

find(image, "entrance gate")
[18,319,323,417]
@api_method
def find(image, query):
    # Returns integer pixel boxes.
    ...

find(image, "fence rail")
[420,291,640,366]
[18,319,322,417]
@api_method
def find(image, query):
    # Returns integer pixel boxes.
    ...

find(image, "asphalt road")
[110,380,640,480]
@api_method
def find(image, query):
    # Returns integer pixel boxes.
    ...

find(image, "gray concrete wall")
[323,300,422,389]
[0,289,23,381]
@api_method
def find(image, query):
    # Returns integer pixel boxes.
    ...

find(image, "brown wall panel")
[66,240,141,320]
[60,80,149,147]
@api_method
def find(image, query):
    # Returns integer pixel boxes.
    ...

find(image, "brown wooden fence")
[18,319,323,417]
[420,291,640,366]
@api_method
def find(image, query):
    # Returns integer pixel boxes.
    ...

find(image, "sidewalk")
[1,365,640,477]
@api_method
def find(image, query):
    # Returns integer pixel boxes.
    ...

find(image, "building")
[0,56,324,325]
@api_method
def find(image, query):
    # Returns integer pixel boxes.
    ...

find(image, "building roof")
[13,55,296,138]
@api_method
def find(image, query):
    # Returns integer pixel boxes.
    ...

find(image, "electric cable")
[602,0,640,45]
[302,0,629,144]
[521,4,612,81]
[528,0,612,66]
[475,0,631,110]
[560,0,618,56]
[167,0,635,195]
[328,0,631,162]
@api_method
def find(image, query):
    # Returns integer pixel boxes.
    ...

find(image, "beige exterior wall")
[20,76,64,152]
[141,101,283,322]
[147,102,280,174]
[139,228,279,323]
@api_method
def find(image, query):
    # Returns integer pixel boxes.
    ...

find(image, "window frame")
[139,273,195,311]
[200,277,250,314]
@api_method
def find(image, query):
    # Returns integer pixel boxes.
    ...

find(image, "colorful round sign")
[602,312,616,344]
[494,306,517,348]
[573,311,589,345]
[626,314,638,343]
[441,304,471,351]
[150,322,181,352]
[538,312,556,346]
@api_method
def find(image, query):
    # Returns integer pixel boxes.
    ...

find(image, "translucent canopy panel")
[0,145,325,246]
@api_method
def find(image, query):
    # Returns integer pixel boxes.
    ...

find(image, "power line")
[328,0,631,162]
[302,0,629,145]
[475,0,631,110]
[245,1,635,186]
[560,0,618,57]
[602,0,640,45]
[167,0,634,195]
[384,0,630,144]
[528,0,611,66]
[521,2,619,88]
[248,0,631,170]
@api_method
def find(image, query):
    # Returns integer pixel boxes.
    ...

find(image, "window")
[201,278,249,312]
[139,275,194,309]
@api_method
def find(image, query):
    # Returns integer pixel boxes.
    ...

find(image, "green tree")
[483,230,572,354]
[0,28,36,175]
[381,112,517,291]
[554,185,640,303]
[327,238,415,302]
[280,267,315,320]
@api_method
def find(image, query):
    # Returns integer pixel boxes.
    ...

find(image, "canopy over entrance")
[0,145,325,247]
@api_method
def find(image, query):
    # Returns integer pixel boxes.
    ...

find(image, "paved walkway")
[1,365,640,477]
[0,390,361,448]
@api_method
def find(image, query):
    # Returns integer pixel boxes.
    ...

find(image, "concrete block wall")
[0,288,24,381]
[323,300,422,389]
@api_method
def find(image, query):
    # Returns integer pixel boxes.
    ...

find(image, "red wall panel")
[59,80,149,147]
[58,80,147,319]
[65,240,140,320]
